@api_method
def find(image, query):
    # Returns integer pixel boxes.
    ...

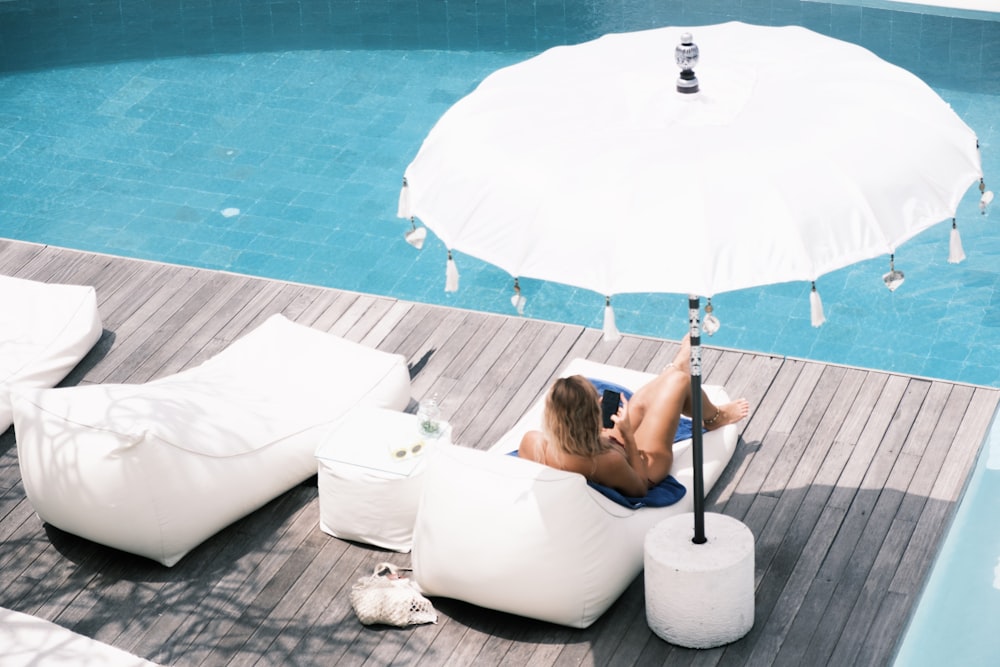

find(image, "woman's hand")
[610,398,632,436]
[610,399,651,489]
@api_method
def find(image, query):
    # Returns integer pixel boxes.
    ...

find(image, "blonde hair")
[543,375,605,457]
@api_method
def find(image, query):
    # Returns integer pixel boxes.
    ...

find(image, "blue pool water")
[0,1,998,663]
[2,1,999,387]
[893,414,1000,665]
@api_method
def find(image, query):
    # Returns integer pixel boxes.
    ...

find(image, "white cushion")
[0,275,102,432]
[12,314,411,566]
[411,358,738,628]
[0,606,160,666]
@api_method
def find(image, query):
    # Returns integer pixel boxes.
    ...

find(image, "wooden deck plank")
[828,511,917,666]
[451,317,574,449]
[201,519,331,665]
[737,503,848,667]
[139,489,320,665]
[477,323,590,451]
[789,376,924,663]
[120,271,261,382]
[262,544,372,664]
[0,238,45,271]
[0,242,997,667]
[225,534,349,667]
[888,387,1000,599]
[10,244,115,288]
[723,366,857,661]
[716,359,806,523]
[0,495,40,571]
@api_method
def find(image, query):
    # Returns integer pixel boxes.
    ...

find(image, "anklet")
[704,409,722,427]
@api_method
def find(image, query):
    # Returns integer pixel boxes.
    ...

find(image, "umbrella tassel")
[511,278,526,315]
[404,216,427,249]
[445,251,459,292]
[980,175,994,214]
[602,297,621,343]
[398,176,411,219]
[702,298,720,336]
[883,254,905,291]
[810,282,826,327]
[949,218,966,264]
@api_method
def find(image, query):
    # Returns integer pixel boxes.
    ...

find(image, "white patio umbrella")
[398,22,984,544]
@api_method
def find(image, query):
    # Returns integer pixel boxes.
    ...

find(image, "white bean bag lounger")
[411,358,738,628]
[12,314,411,566]
[0,275,103,433]
[0,606,160,666]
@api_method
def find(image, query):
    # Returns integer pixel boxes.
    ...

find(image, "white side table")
[315,407,450,552]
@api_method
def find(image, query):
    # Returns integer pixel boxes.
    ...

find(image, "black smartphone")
[600,389,621,429]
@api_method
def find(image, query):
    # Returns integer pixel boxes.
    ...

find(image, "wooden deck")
[2,238,998,667]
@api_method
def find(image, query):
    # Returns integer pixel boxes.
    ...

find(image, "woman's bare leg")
[627,368,689,484]
[625,336,750,483]
[667,334,749,430]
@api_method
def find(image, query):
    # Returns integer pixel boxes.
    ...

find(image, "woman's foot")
[703,399,750,430]
[669,334,693,374]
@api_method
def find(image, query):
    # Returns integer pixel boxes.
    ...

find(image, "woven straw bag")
[350,563,438,627]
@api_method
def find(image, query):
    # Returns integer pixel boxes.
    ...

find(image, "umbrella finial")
[810,282,826,327]
[949,218,966,264]
[602,296,621,343]
[883,254,905,291]
[675,32,699,94]
[511,278,526,315]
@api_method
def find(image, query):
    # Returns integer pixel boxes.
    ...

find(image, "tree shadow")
[60,329,116,386]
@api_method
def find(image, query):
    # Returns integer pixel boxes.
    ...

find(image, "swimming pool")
[1,0,998,663]
[893,414,1000,665]
[1,0,998,387]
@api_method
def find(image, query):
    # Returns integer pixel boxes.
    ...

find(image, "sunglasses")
[390,441,425,460]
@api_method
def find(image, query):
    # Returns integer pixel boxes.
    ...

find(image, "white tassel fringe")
[404,220,426,249]
[445,253,459,292]
[398,177,411,219]
[602,300,621,342]
[949,221,966,264]
[810,283,826,327]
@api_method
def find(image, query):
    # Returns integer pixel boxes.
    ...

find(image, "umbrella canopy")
[398,22,985,546]
[399,22,982,301]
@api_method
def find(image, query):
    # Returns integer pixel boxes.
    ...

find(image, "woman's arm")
[595,448,650,497]
[518,430,545,462]
[608,401,652,493]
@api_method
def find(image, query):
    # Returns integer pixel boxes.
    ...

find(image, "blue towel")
[587,378,633,402]
[507,450,686,509]
[589,473,686,509]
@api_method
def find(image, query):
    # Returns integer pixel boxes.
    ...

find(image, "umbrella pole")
[687,295,707,544]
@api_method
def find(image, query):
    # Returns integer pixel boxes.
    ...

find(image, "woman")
[519,337,749,497]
